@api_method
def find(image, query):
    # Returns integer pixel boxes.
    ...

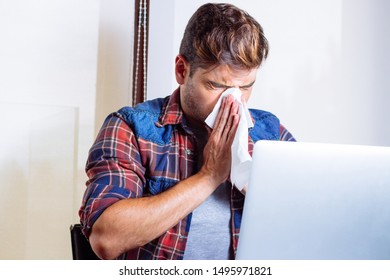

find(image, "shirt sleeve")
[279,124,296,141]
[79,112,146,237]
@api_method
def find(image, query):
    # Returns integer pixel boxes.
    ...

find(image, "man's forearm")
[89,170,219,260]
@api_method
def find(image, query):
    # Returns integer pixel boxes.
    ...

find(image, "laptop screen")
[236,141,390,260]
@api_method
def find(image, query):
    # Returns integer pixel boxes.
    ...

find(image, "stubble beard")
[182,79,207,124]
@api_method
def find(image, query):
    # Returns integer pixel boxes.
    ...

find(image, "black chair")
[70,224,100,260]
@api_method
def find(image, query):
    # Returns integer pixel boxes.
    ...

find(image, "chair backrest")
[70,224,100,260]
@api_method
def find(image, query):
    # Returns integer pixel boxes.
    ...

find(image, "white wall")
[0,0,100,259]
[95,0,135,134]
[0,0,136,260]
[148,0,390,147]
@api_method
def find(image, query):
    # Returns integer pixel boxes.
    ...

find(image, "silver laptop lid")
[236,141,390,260]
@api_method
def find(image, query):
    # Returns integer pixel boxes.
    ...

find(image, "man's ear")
[175,55,189,84]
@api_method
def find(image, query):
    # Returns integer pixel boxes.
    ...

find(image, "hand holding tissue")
[205,88,253,192]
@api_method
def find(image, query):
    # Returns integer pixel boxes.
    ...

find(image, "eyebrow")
[208,80,256,89]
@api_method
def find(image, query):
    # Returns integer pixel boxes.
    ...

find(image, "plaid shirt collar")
[156,88,184,127]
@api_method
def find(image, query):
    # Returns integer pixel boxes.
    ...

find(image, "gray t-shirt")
[183,182,231,260]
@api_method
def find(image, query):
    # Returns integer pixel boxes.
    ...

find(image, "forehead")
[195,64,258,85]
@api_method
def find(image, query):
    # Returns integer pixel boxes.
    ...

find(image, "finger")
[220,100,240,142]
[221,108,239,143]
[212,96,231,135]
[225,114,240,145]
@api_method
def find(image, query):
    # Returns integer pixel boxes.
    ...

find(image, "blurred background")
[0,0,389,259]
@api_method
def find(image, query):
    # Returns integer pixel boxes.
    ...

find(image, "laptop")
[236,140,390,260]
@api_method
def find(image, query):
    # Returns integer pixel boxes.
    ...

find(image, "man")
[79,3,295,260]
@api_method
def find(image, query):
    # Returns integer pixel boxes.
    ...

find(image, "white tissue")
[205,88,253,191]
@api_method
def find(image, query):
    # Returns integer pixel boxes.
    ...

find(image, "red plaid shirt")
[79,88,295,259]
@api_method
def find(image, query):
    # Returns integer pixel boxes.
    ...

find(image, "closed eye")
[239,81,255,90]
[206,80,255,91]
[207,81,229,90]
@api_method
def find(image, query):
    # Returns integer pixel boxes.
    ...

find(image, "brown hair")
[179,3,269,75]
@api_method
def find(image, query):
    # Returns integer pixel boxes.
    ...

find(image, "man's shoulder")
[114,96,173,145]
[249,108,279,122]
[118,97,168,117]
[249,108,280,141]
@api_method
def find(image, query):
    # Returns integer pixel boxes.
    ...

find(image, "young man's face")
[175,55,258,127]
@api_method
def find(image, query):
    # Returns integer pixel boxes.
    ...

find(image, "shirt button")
[186,149,192,155]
